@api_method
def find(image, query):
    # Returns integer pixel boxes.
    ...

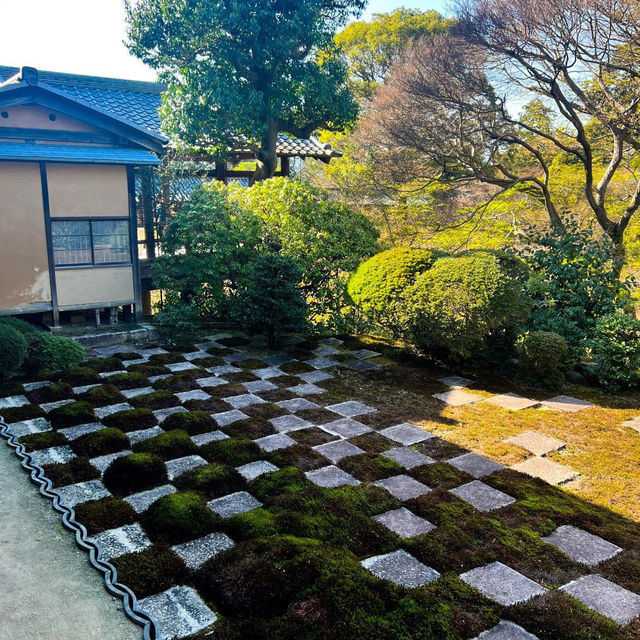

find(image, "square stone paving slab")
[460,561,547,606]
[243,380,277,394]
[541,395,593,412]
[191,430,229,446]
[288,383,328,396]
[196,376,228,389]
[433,389,483,406]
[153,406,188,423]
[361,550,439,588]
[305,356,339,369]
[542,525,622,566]
[121,386,155,399]
[128,426,165,446]
[207,365,241,376]
[320,418,372,439]
[381,447,436,469]
[236,460,279,481]
[172,532,235,570]
[485,393,540,411]
[313,346,341,357]
[374,474,431,500]
[450,480,516,512]
[175,389,211,403]
[0,394,29,409]
[72,384,101,395]
[305,465,360,488]
[263,353,296,366]
[438,376,475,388]
[94,403,133,419]
[448,453,505,478]
[8,417,52,438]
[125,484,176,513]
[212,409,249,427]
[89,450,131,473]
[58,421,104,441]
[166,455,208,481]
[349,348,381,360]
[298,371,333,384]
[505,431,566,456]
[269,414,313,433]
[31,445,76,467]
[139,585,217,640]
[182,350,209,361]
[166,361,198,372]
[277,398,320,413]
[379,423,434,446]
[207,491,262,518]
[622,416,640,433]
[251,366,284,380]
[346,359,380,372]
[56,480,111,507]
[222,353,251,364]
[224,393,266,409]
[373,507,436,539]
[99,370,128,379]
[511,457,579,485]
[91,523,151,561]
[313,439,364,463]
[474,620,540,639]
[41,399,75,413]
[326,400,377,418]
[148,374,172,384]
[255,433,297,452]
[22,381,52,392]
[560,575,640,625]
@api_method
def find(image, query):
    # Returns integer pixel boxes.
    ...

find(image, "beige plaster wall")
[56,266,134,307]
[0,106,96,132]
[47,164,129,217]
[0,162,51,312]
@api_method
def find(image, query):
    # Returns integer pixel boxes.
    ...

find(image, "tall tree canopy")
[359,0,640,253]
[125,0,365,181]
[335,8,453,100]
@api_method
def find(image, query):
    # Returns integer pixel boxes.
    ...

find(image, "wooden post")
[280,155,290,178]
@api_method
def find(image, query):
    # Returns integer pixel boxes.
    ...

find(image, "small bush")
[405,251,530,361]
[102,407,156,432]
[175,463,244,499]
[591,313,640,390]
[47,401,95,428]
[74,497,137,535]
[161,410,216,435]
[103,453,168,496]
[130,390,179,410]
[233,254,307,347]
[0,324,27,377]
[111,545,188,599]
[133,430,197,460]
[71,427,129,457]
[106,372,150,390]
[19,430,68,452]
[515,331,569,388]
[37,334,85,372]
[141,491,218,544]
[348,247,442,336]
[77,384,126,407]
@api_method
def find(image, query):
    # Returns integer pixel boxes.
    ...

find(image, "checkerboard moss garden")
[2,332,640,640]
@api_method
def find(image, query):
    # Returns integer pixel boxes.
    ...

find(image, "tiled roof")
[0,66,165,140]
[0,142,161,165]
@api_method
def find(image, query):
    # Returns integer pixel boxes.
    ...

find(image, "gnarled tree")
[359,0,640,254]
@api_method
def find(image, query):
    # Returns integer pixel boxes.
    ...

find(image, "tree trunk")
[252,120,279,183]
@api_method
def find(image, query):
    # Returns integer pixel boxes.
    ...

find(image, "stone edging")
[0,415,158,640]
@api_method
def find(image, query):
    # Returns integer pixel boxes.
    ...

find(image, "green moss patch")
[43,457,100,488]
[103,453,168,496]
[236,359,268,371]
[270,374,301,388]
[295,408,338,424]
[77,384,126,407]
[134,430,197,460]
[71,427,129,457]
[83,357,123,373]
[19,430,68,452]
[290,427,338,447]
[161,410,216,435]
[242,402,288,420]
[224,371,260,383]
[415,437,470,461]
[152,372,202,393]
[127,363,171,376]
[205,383,247,399]
[266,444,326,472]
[409,462,474,490]
[175,463,245,499]
[111,545,189,599]
[182,398,230,413]
[48,401,95,428]
[106,372,150,390]
[59,367,101,386]
[149,352,185,365]
[216,336,251,347]
[349,432,396,455]
[1,404,45,423]
[0,381,25,397]
[258,388,297,402]
[200,437,261,466]
[279,361,315,375]
[224,417,276,439]
[130,390,179,410]
[141,491,219,545]
[338,453,404,482]
[73,496,137,536]
[102,408,156,432]
[26,382,74,404]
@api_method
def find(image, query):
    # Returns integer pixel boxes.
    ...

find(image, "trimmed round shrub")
[348,247,443,336]
[47,400,95,428]
[161,410,216,435]
[133,429,197,460]
[103,453,168,496]
[404,251,531,360]
[37,334,85,372]
[591,313,640,390]
[515,331,568,388]
[0,324,28,377]
[73,496,137,536]
[141,491,218,544]
[0,317,39,335]
[102,407,156,432]
[71,427,129,457]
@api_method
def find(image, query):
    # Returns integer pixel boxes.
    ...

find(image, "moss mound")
[71,427,129,457]
[59,367,101,386]
[134,430,197,460]
[161,410,216,435]
[102,408,156,432]
[130,390,179,410]
[1,404,45,423]
[200,437,261,466]
[48,401,95,428]
[19,430,68,452]
[82,357,123,373]
[103,453,168,496]
[106,372,150,390]
[43,457,100,488]
[74,496,137,536]
[26,382,74,404]
[77,384,126,407]
[175,463,244,499]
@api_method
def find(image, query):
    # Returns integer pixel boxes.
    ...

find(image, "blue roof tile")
[0,142,161,165]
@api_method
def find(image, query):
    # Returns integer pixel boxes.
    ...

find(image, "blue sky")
[0,1,450,81]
